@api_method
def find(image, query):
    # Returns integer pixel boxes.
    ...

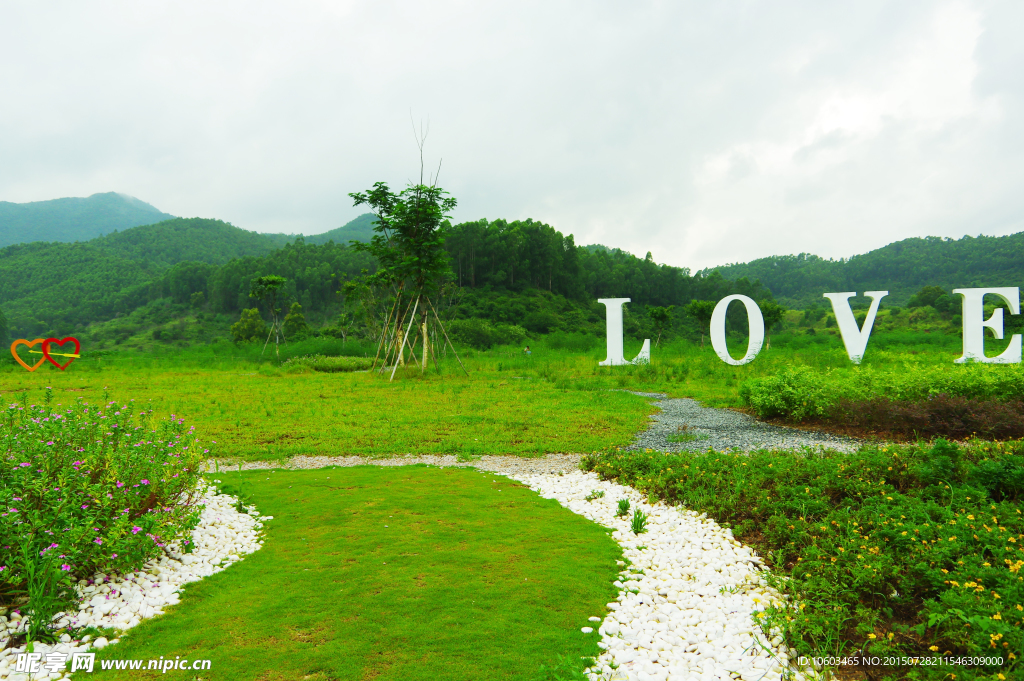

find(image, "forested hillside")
[5,203,1020,350]
[304,213,376,245]
[0,192,175,247]
[708,233,1024,308]
[0,213,764,343]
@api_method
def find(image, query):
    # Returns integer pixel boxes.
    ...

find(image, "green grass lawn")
[78,466,621,680]
[0,360,654,461]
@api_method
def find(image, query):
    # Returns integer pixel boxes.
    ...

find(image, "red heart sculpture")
[42,337,81,371]
[10,339,47,372]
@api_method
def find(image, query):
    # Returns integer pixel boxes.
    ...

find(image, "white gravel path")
[508,469,813,681]
[0,484,266,680]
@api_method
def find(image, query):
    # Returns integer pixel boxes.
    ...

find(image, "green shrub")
[742,363,1024,425]
[230,308,268,343]
[448,319,528,349]
[582,442,1024,679]
[281,354,372,373]
[1,397,206,607]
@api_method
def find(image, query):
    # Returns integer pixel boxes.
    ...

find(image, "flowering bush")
[583,441,1024,679]
[0,393,206,604]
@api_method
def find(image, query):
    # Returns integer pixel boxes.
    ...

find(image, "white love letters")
[597,287,1023,367]
[953,287,1022,364]
[597,298,651,366]
[822,291,888,364]
[710,295,764,366]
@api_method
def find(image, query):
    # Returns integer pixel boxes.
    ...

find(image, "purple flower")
[132,526,142,534]
[116,481,124,488]
[60,564,71,571]
[81,504,89,510]
[94,538,102,545]
[141,479,150,485]
[19,463,30,467]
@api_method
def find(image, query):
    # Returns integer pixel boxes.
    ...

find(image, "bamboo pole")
[428,298,468,376]
[390,297,420,382]
[371,288,402,371]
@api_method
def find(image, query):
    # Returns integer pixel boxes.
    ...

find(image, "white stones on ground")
[0,485,267,680]
[507,470,814,681]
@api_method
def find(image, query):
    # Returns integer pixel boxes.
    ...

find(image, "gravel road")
[626,392,861,453]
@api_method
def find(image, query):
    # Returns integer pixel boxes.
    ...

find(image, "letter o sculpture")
[710,295,765,366]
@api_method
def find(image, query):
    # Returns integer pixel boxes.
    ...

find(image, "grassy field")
[78,466,621,680]
[1,329,1009,461]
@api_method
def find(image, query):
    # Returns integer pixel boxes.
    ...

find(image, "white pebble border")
[507,470,815,681]
[0,484,266,680]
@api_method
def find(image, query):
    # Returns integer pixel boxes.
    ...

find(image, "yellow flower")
[929,646,939,652]
[867,634,876,640]
[992,613,1002,620]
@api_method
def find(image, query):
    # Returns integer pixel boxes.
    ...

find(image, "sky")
[1,0,1022,271]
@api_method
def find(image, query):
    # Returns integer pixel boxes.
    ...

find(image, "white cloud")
[0,0,1021,269]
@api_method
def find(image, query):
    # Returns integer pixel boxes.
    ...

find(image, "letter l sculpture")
[598,298,651,366]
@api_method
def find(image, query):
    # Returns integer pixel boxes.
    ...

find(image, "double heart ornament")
[10,337,81,372]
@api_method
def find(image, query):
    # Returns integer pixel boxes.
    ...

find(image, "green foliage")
[303,213,377,246]
[280,354,372,373]
[909,285,948,309]
[616,499,631,518]
[230,308,268,343]
[684,300,715,326]
[1,398,205,610]
[630,508,649,535]
[759,300,787,333]
[22,541,73,643]
[582,442,1024,677]
[0,192,174,248]
[282,302,310,339]
[741,362,1024,422]
[448,318,527,349]
[0,305,8,345]
[584,489,605,502]
[350,182,456,297]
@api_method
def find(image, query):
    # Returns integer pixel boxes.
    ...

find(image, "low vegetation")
[1,396,205,641]
[582,441,1023,680]
[742,363,1024,439]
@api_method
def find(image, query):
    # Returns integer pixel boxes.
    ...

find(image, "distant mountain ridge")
[706,233,1024,308]
[303,213,376,245]
[0,192,176,247]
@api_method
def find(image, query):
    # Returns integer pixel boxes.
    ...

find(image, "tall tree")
[684,300,716,348]
[249,275,287,357]
[648,305,675,347]
[349,178,459,377]
[759,301,787,349]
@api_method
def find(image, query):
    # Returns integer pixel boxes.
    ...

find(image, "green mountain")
[707,233,1024,308]
[0,192,176,247]
[91,217,286,265]
[0,217,315,338]
[304,214,377,245]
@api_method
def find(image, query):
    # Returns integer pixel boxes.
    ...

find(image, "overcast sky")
[2,1,1021,270]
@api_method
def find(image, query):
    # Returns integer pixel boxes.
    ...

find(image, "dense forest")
[0,213,773,344]
[2,205,1023,350]
[0,192,175,247]
[708,233,1024,308]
